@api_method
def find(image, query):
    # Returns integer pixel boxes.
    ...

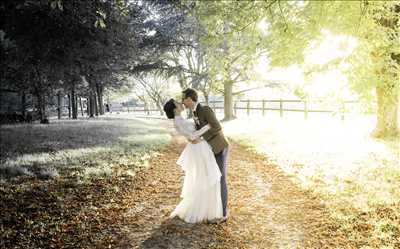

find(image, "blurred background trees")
[1,0,398,138]
[1,0,191,122]
[193,0,399,137]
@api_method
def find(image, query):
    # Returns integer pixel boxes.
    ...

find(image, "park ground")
[0,113,399,248]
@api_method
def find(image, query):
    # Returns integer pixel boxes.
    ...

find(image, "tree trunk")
[89,92,95,118]
[79,97,84,116]
[37,92,48,124]
[372,83,399,138]
[86,96,91,117]
[96,83,104,115]
[223,81,235,121]
[68,94,71,118]
[71,86,77,119]
[221,21,235,121]
[94,92,99,116]
[33,67,48,124]
[75,95,78,117]
[21,90,26,118]
[57,91,62,119]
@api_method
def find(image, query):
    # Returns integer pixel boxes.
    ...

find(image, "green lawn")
[0,115,171,180]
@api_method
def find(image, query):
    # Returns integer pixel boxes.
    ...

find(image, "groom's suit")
[194,103,229,217]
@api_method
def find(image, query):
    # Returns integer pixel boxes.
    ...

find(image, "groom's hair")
[163,98,176,119]
[182,88,198,102]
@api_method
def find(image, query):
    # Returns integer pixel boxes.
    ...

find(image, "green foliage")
[194,1,399,100]
[194,1,267,92]
[262,1,400,99]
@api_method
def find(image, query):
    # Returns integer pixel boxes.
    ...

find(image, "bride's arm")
[174,116,194,140]
[174,116,210,140]
[189,124,210,140]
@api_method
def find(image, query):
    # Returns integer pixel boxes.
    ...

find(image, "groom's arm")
[189,124,211,141]
[202,106,222,139]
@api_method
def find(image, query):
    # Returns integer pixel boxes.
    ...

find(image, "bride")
[163,99,223,223]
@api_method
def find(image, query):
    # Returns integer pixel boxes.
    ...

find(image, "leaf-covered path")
[116,136,349,249]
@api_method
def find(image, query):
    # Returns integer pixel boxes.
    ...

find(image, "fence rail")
[206,99,367,120]
[119,99,371,120]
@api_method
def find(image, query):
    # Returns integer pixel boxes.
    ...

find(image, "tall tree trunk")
[33,67,48,123]
[37,92,48,123]
[223,81,235,121]
[96,83,104,115]
[21,90,26,118]
[75,95,78,117]
[372,83,399,137]
[68,94,71,118]
[57,91,62,119]
[94,92,99,116]
[71,86,77,119]
[86,96,91,117]
[89,92,95,118]
[79,97,84,116]
[221,21,234,121]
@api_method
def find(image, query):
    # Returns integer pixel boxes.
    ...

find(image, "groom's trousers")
[215,146,229,217]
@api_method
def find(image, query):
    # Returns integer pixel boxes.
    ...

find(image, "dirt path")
[109,136,349,249]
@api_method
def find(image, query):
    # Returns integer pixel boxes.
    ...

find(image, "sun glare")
[305,30,358,66]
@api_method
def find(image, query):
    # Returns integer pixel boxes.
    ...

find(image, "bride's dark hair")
[163,98,176,119]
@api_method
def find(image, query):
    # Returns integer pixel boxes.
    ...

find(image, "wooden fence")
[119,99,369,120]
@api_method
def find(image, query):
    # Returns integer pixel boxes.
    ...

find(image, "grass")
[222,113,400,248]
[0,115,171,180]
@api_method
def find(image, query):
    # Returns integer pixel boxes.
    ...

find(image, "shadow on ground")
[138,218,220,249]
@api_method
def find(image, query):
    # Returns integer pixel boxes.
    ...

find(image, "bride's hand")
[189,138,201,144]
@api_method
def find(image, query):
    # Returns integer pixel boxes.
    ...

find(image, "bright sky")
[249,28,359,100]
[305,29,358,65]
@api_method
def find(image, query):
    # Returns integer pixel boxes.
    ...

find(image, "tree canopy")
[193,0,399,136]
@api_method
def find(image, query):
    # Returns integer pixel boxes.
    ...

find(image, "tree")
[153,12,213,103]
[1,0,193,122]
[194,1,269,120]
[133,74,171,115]
[259,1,399,137]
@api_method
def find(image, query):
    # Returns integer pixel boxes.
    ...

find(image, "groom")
[182,88,230,223]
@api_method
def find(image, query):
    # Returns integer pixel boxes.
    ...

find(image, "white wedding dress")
[170,115,223,223]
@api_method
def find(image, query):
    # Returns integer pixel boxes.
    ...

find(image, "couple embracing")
[163,88,229,224]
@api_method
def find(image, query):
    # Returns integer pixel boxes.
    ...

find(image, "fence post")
[234,101,237,116]
[262,100,266,116]
[279,99,283,117]
[304,100,308,120]
[247,100,250,116]
[213,101,216,112]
